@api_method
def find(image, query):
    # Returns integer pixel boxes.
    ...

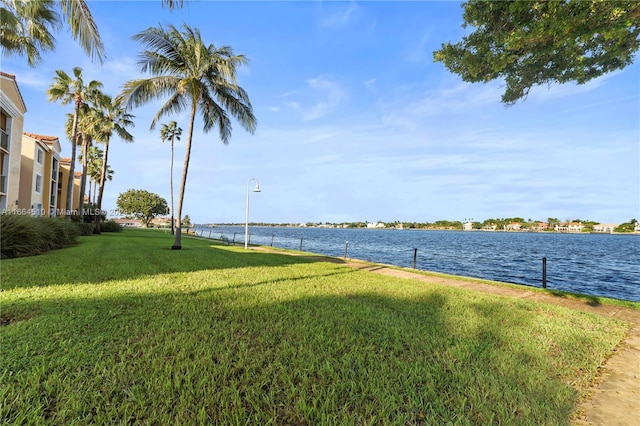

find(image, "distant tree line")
[222,218,639,233]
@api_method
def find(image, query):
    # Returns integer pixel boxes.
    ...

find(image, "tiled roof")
[23,132,59,142]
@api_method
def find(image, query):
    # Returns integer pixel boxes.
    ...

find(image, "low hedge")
[0,214,81,259]
[100,220,123,233]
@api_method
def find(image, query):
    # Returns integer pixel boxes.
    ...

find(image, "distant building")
[555,222,584,233]
[150,217,171,228]
[113,218,143,228]
[593,224,617,233]
[366,222,385,229]
[505,222,522,231]
[531,222,549,232]
[462,222,473,231]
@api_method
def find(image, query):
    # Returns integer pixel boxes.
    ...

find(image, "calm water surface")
[194,226,640,302]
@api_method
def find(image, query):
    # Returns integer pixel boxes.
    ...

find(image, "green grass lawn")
[1,229,632,425]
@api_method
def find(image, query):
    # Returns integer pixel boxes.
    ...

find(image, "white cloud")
[406,31,433,63]
[301,76,347,121]
[525,71,620,102]
[364,78,377,93]
[280,76,347,121]
[318,3,359,28]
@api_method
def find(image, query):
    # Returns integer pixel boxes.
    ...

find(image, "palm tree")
[1,0,105,66]
[118,24,257,249]
[83,146,112,205]
[80,145,99,204]
[64,95,107,222]
[47,67,103,217]
[160,121,182,235]
[64,109,89,220]
[91,94,134,233]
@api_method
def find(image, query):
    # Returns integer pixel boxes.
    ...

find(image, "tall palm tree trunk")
[94,139,110,234]
[170,136,175,235]
[66,103,80,218]
[172,107,196,249]
[87,181,92,208]
[77,136,89,223]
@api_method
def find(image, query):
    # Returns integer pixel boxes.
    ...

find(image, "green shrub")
[0,214,80,259]
[77,223,94,236]
[100,220,123,233]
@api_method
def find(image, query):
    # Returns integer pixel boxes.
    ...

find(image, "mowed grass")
[0,229,632,425]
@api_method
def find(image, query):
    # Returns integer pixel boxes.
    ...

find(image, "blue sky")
[4,0,639,224]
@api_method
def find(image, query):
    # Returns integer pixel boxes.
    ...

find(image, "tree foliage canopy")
[434,0,640,104]
[1,0,105,65]
[116,189,168,228]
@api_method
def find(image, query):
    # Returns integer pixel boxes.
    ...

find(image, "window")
[52,158,59,180]
[35,174,42,193]
[0,128,9,152]
[36,148,44,164]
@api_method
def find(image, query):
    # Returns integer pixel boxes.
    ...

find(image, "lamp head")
[253,183,261,193]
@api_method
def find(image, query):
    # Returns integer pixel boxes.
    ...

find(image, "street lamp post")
[245,178,261,249]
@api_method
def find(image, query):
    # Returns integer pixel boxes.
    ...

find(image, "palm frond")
[198,91,232,144]
[161,0,184,11]
[0,0,60,66]
[58,0,105,63]
[150,91,189,130]
[118,76,182,110]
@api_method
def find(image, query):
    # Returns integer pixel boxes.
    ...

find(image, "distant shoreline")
[198,223,640,235]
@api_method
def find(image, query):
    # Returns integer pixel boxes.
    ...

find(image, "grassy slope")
[1,229,631,425]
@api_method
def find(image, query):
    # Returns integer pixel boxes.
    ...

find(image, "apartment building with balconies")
[19,133,64,216]
[0,72,27,212]
[59,157,81,215]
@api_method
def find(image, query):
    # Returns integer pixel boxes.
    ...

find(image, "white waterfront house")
[366,222,385,229]
[592,224,617,233]
[554,222,584,233]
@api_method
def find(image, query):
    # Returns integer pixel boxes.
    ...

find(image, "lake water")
[193,225,640,302]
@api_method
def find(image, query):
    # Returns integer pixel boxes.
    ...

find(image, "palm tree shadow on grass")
[547,289,602,306]
[1,287,587,424]
[1,231,326,289]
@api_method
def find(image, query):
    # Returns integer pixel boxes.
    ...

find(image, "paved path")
[254,247,640,425]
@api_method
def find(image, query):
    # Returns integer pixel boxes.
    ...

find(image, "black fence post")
[344,241,349,259]
[271,234,274,246]
[413,248,417,269]
[299,237,303,251]
[542,257,547,288]
[232,232,236,243]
